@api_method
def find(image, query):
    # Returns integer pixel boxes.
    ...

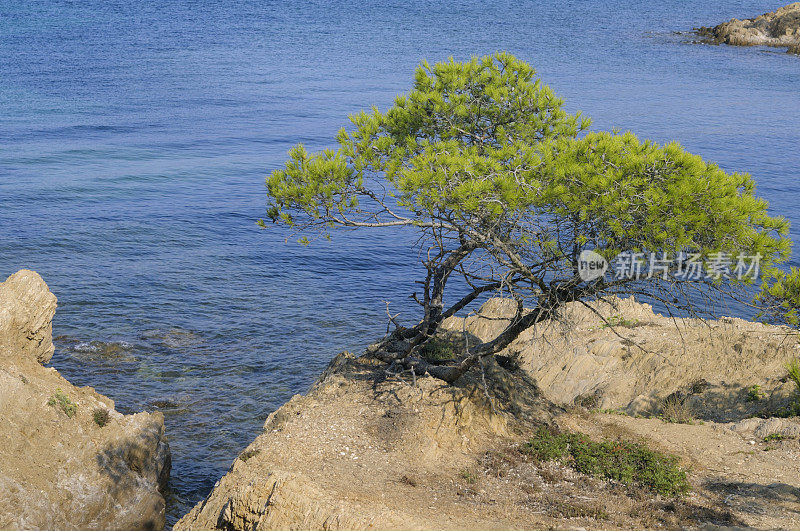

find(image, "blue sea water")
[1,0,799,524]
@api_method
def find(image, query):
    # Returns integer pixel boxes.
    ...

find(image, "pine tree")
[263,53,791,383]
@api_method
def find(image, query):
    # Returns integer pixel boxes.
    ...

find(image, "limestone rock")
[0,269,57,364]
[0,270,171,530]
[731,416,800,440]
[175,354,532,530]
[442,296,800,421]
[178,328,800,529]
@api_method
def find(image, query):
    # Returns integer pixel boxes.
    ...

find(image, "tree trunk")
[405,302,554,384]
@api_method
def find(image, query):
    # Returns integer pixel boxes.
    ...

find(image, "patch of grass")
[459,469,478,484]
[771,404,800,418]
[689,379,710,395]
[769,359,800,417]
[521,427,690,497]
[239,449,261,462]
[745,384,765,402]
[547,500,609,520]
[660,395,694,424]
[421,337,456,363]
[763,433,790,442]
[788,359,800,405]
[573,392,601,410]
[601,315,639,329]
[93,408,109,427]
[788,359,800,391]
[47,389,76,418]
[596,408,628,415]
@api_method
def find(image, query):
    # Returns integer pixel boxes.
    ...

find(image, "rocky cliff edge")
[0,270,171,530]
[177,297,800,529]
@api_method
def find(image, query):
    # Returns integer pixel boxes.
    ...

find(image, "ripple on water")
[55,336,140,363]
[140,328,206,350]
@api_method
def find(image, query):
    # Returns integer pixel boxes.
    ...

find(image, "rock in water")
[696,3,800,54]
[0,270,171,530]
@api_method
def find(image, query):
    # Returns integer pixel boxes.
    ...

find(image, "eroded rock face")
[696,3,800,54]
[442,296,800,421]
[175,353,534,530]
[177,339,800,530]
[0,270,171,530]
[0,269,58,364]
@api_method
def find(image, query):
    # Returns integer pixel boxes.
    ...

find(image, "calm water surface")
[2,0,799,524]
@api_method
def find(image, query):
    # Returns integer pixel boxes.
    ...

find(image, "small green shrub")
[787,359,800,395]
[421,337,456,363]
[239,449,261,462]
[598,408,628,415]
[48,389,76,418]
[660,395,694,424]
[521,427,690,497]
[601,315,639,329]
[772,404,800,418]
[93,408,109,427]
[459,469,477,484]
[746,384,764,402]
[763,433,790,442]
[775,359,800,417]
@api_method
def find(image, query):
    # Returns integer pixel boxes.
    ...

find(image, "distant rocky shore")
[0,270,171,529]
[696,3,800,54]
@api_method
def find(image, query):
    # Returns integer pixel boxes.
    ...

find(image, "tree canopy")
[757,267,800,327]
[263,53,792,383]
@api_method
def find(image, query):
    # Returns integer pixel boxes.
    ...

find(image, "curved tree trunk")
[404,302,553,384]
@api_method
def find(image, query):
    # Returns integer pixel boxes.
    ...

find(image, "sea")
[1,0,798,525]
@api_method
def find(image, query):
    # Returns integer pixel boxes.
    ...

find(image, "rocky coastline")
[696,3,800,54]
[0,270,171,530]
[178,296,800,529]
[4,270,800,529]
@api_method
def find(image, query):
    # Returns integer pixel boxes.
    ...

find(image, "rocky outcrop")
[0,270,171,530]
[178,295,800,530]
[177,329,800,530]
[442,296,800,421]
[0,270,58,364]
[175,353,534,530]
[696,3,800,54]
